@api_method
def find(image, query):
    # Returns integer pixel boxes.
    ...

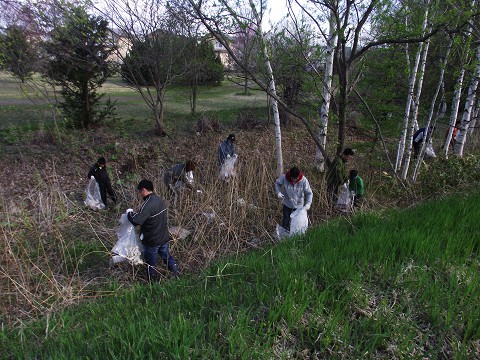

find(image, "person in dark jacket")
[217,134,236,166]
[326,148,354,210]
[87,157,117,208]
[163,160,196,195]
[127,180,179,280]
[412,126,434,159]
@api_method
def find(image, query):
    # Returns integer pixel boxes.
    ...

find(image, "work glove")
[90,176,95,180]
[277,192,285,199]
[303,204,311,211]
[126,208,134,214]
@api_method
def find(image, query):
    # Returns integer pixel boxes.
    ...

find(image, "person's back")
[128,192,169,247]
[217,134,236,166]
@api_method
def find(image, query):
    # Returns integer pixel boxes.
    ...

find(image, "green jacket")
[326,156,347,187]
[349,176,364,197]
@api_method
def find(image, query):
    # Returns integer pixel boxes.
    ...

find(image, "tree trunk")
[252,4,283,176]
[190,82,198,115]
[454,45,480,157]
[446,69,466,154]
[401,25,431,180]
[154,91,167,136]
[314,10,336,172]
[469,98,479,135]
[395,8,429,174]
[412,37,452,183]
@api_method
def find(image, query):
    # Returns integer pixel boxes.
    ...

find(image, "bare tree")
[97,0,191,136]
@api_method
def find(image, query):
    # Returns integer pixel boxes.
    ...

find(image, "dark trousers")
[413,142,421,160]
[143,242,178,279]
[281,205,295,231]
[99,182,116,207]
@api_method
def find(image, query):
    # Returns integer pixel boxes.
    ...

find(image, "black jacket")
[127,193,170,247]
[87,164,112,187]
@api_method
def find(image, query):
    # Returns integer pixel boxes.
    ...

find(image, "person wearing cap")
[217,133,236,167]
[326,148,354,210]
[127,180,179,280]
[348,169,364,208]
[163,159,197,195]
[87,157,117,208]
[275,166,313,231]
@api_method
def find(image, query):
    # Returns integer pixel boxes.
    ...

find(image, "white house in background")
[205,34,234,71]
[108,29,132,64]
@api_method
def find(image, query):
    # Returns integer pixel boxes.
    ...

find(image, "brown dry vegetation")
[0,119,459,328]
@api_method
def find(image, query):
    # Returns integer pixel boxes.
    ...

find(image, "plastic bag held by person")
[290,208,309,235]
[111,212,144,265]
[220,154,238,180]
[425,143,437,159]
[336,183,353,212]
[84,177,105,211]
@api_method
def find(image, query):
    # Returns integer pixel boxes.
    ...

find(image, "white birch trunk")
[314,10,336,172]
[250,1,283,176]
[445,69,466,155]
[454,45,480,157]
[395,8,429,174]
[401,26,431,180]
[469,98,479,135]
[412,37,452,183]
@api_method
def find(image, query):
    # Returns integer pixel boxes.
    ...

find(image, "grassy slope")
[1,191,479,359]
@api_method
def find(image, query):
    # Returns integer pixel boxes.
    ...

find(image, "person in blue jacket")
[217,134,236,166]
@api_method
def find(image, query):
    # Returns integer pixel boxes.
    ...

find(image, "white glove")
[303,204,311,211]
[126,208,133,214]
[90,176,95,180]
[277,192,285,199]
[226,154,231,159]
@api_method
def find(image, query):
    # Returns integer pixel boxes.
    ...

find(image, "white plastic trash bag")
[185,171,194,186]
[111,213,144,265]
[425,143,436,159]
[275,223,290,241]
[290,208,309,235]
[336,183,353,213]
[84,177,105,211]
[220,154,237,180]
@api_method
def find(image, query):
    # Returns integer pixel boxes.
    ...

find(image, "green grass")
[2,191,478,359]
[0,72,269,135]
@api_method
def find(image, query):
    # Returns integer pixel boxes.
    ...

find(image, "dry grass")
[0,123,441,329]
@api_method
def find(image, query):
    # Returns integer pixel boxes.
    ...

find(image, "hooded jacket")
[127,193,170,247]
[275,170,313,209]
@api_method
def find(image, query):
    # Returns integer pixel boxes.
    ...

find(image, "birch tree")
[400,23,432,180]
[314,8,336,172]
[395,7,429,174]
[454,44,480,156]
[412,35,453,182]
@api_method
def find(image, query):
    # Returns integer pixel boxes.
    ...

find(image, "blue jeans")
[143,243,178,279]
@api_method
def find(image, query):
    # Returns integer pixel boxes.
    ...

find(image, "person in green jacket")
[326,148,354,210]
[349,169,364,208]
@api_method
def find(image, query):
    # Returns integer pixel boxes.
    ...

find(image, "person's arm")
[358,177,365,196]
[127,199,151,226]
[303,179,313,209]
[275,175,284,194]
[87,166,95,179]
